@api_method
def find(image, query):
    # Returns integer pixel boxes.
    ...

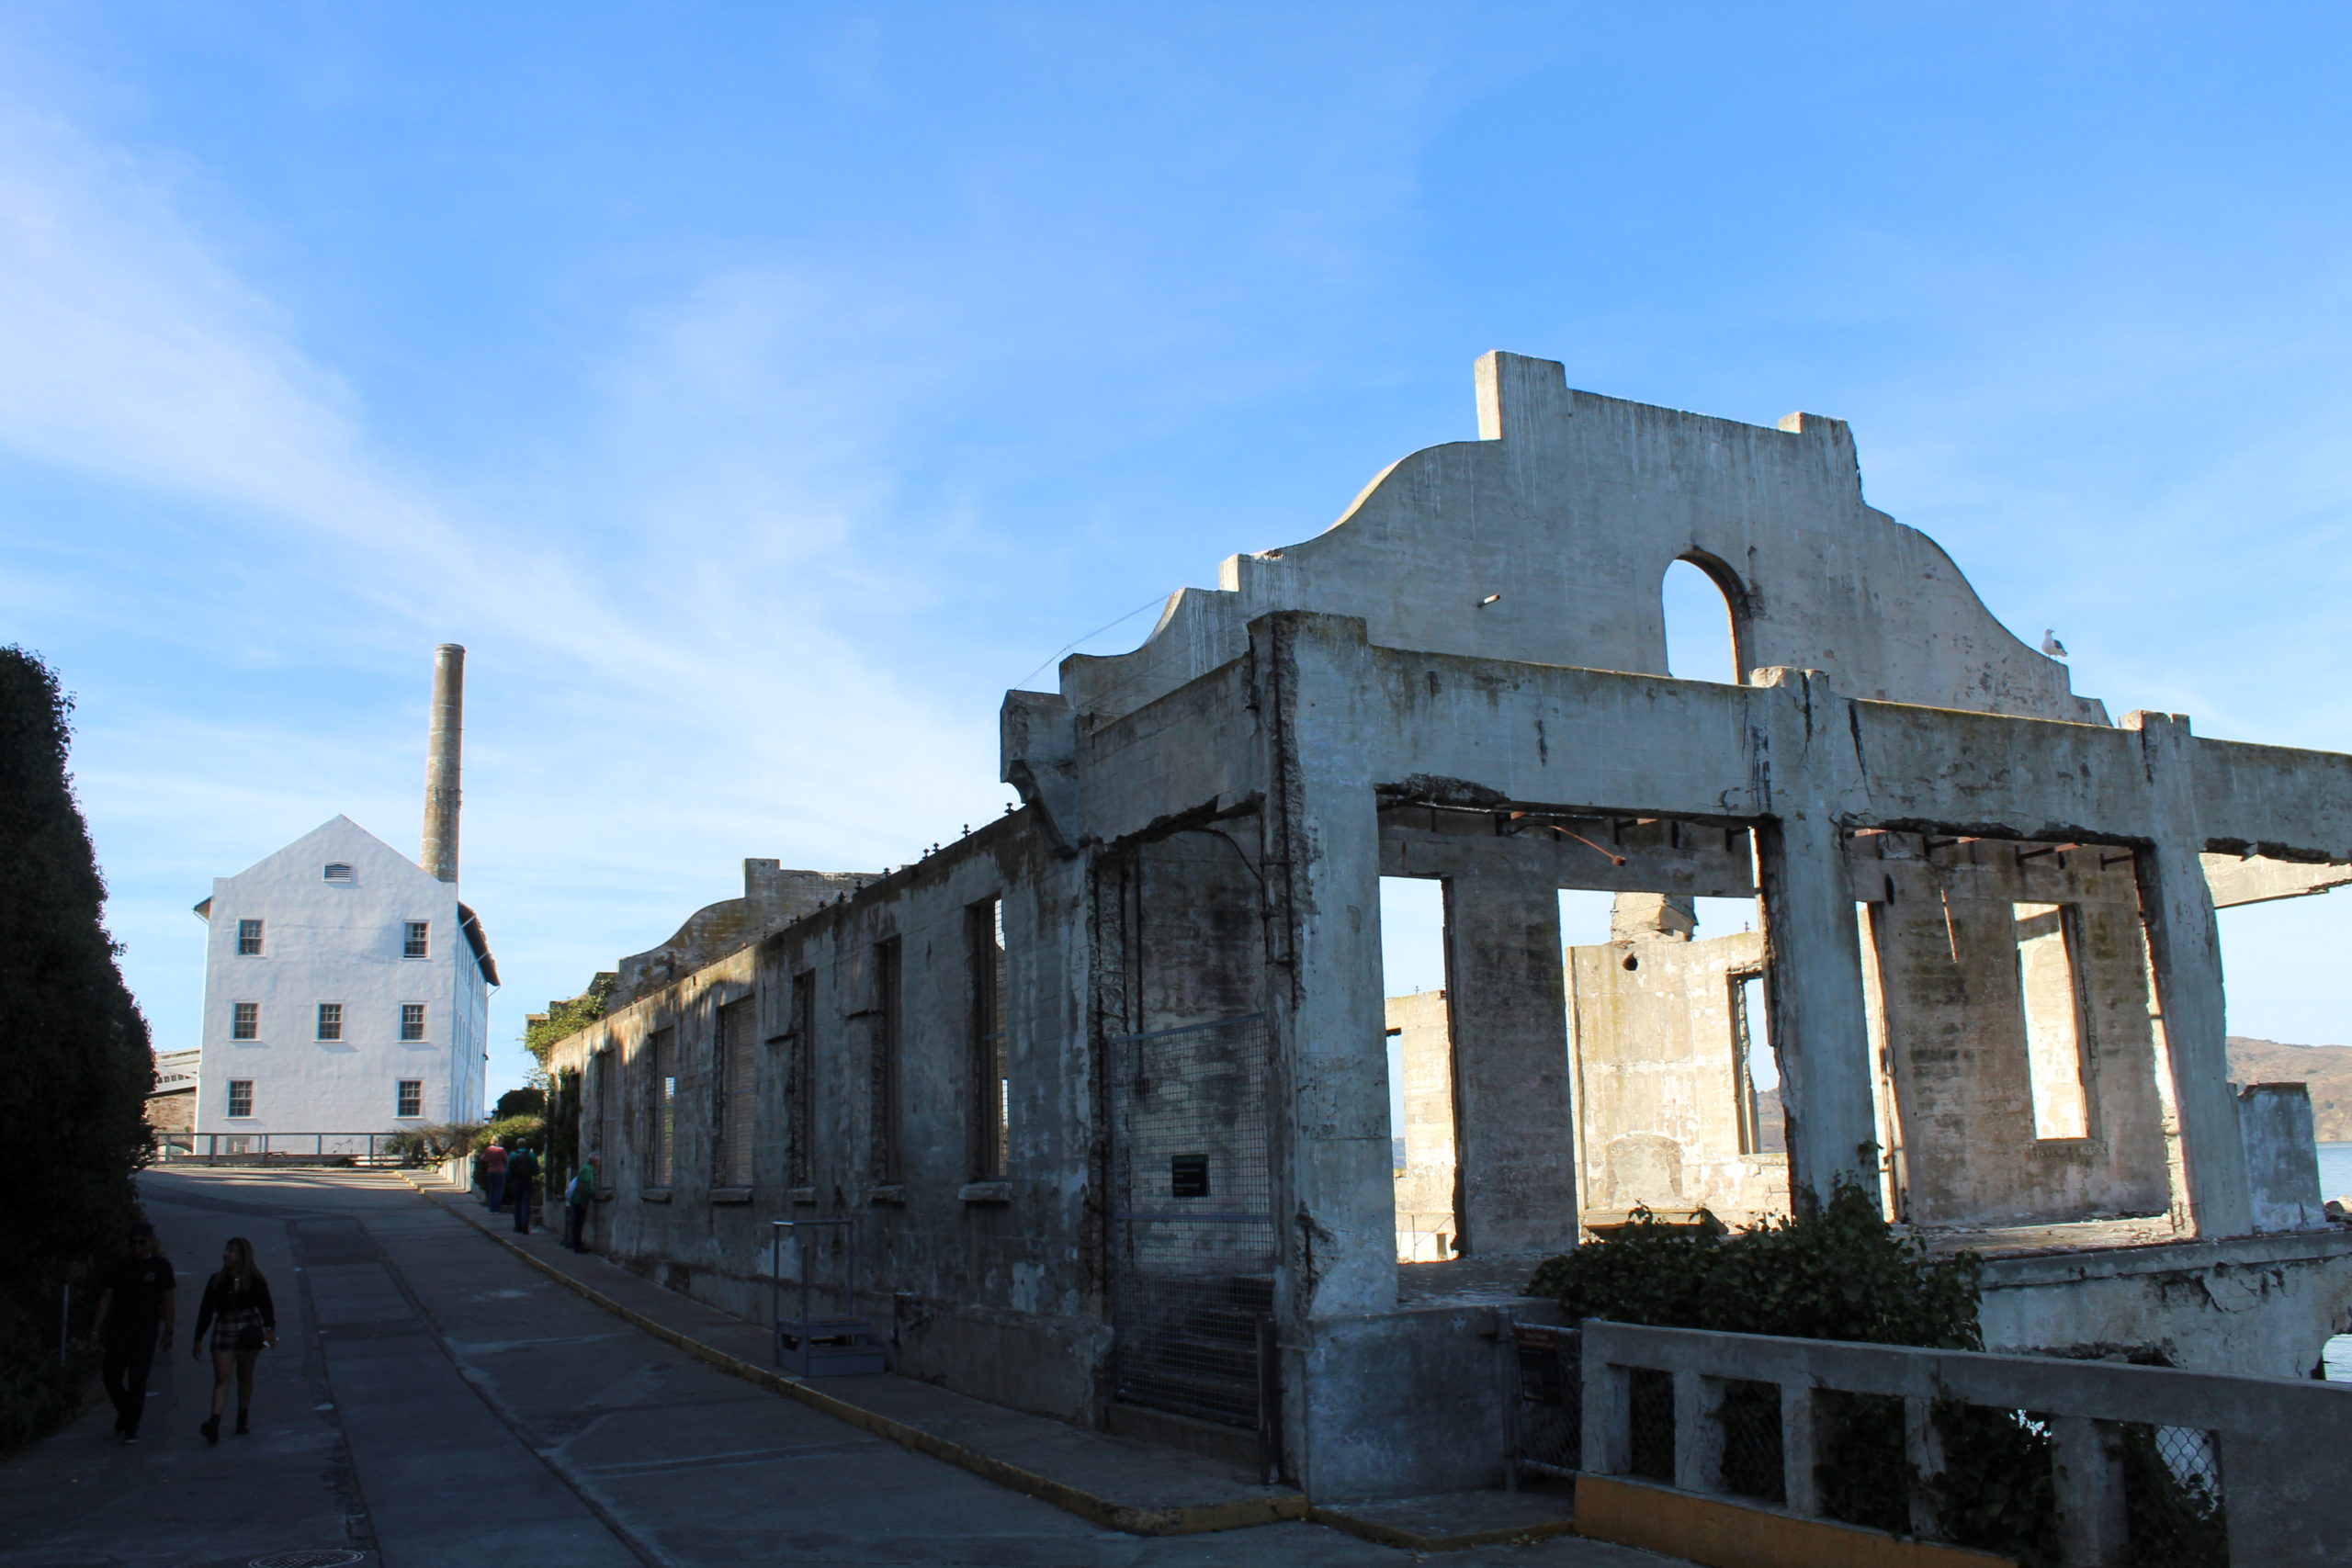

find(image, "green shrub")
[383,1122,483,1162]
[482,1113,547,1151]
[1524,1177,1982,1348]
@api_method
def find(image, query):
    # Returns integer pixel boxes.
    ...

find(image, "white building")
[191,645,493,1143]
[192,816,495,1136]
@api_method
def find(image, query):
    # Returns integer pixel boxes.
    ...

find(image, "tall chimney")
[422,644,464,883]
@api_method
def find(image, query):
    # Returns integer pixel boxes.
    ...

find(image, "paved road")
[0,1168,1667,1568]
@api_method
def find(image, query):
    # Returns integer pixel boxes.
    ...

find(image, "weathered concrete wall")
[554,812,1104,1426]
[2240,1082,2325,1233]
[1385,989,1455,1259]
[1981,1230,2352,1379]
[1851,832,2172,1227]
[1566,921,1789,1228]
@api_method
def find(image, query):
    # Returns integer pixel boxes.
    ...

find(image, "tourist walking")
[89,1223,175,1443]
[480,1139,508,1212]
[191,1236,276,1443]
[507,1143,538,1234]
[563,1153,601,1251]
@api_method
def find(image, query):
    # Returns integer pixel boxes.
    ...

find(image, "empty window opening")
[323,863,353,882]
[649,1026,676,1187]
[1731,971,1785,1155]
[400,1003,426,1042]
[236,919,265,956]
[227,1079,254,1118]
[2015,902,2090,1139]
[404,920,430,959]
[1381,875,1456,1262]
[316,1003,343,1042]
[787,972,816,1187]
[970,898,1010,1180]
[871,939,903,1182]
[1663,557,1744,684]
[395,1079,423,1119]
[232,1001,259,1041]
[714,996,757,1188]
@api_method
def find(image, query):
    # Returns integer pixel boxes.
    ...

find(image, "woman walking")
[191,1235,277,1443]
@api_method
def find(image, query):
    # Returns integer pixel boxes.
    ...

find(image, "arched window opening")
[1662,557,1744,684]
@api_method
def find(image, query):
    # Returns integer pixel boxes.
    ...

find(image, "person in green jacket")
[563,1152,601,1252]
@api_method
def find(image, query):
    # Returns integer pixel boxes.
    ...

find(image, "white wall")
[195,816,490,1135]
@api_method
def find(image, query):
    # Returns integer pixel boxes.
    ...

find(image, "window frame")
[322,862,354,883]
[316,1002,344,1042]
[226,1079,254,1119]
[968,897,1010,1181]
[870,938,903,1183]
[648,1026,676,1188]
[399,1002,426,1043]
[395,1079,424,1119]
[402,920,430,960]
[231,1001,259,1041]
[236,919,265,957]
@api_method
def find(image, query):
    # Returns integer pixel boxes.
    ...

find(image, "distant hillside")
[2230,1037,2352,1140]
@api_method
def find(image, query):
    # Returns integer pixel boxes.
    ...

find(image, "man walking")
[563,1153,601,1251]
[480,1139,508,1212]
[507,1143,538,1235]
[89,1223,175,1443]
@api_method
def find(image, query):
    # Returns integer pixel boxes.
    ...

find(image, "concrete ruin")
[545,353,2352,1501]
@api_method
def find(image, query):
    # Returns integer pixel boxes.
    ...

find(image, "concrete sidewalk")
[404,1171,1588,1552]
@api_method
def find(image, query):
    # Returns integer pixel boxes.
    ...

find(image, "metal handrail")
[770,1218,858,1368]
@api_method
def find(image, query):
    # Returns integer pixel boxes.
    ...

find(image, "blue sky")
[4,4,2347,1099]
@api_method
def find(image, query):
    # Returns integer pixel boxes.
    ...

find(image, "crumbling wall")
[1566,908,1788,1228]
[1854,833,2171,1227]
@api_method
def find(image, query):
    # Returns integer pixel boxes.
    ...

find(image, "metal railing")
[1573,1319,2352,1566]
[149,1132,420,1167]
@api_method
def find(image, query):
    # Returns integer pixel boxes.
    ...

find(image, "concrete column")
[1443,867,1580,1255]
[2125,711,2253,1238]
[2049,1416,2128,1567]
[1757,807,1881,1214]
[1256,613,1397,1320]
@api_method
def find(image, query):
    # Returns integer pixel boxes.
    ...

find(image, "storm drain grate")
[250,1551,364,1568]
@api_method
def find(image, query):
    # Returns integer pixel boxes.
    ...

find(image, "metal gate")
[1108,1014,1276,1428]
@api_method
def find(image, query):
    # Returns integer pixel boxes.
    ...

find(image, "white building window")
[316,1003,343,1042]
[400,1003,426,1042]
[395,1080,423,1118]
[236,919,265,956]
[227,1080,254,1118]
[323,863,353,883]
[403,920,429,959]
[232,1002,259,1041]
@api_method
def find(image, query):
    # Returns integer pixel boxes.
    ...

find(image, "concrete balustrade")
[1575,1318,2352,1565]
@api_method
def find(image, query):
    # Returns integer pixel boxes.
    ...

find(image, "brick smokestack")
[422,644,464,883]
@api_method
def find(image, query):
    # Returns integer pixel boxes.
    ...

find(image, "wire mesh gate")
[1107,1014,1276,1434]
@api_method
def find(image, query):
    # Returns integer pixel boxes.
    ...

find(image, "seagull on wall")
[2041,629,2069,658]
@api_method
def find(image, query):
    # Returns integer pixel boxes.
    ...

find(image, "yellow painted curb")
[398,1174,1308,1537]
[1576,1474,2017,1568]
[1305,1504,1580,1552]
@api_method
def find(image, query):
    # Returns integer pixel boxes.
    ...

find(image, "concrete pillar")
[2125,710,2253,1238]
[1443,868,1580,1255]
[1757,807,1881,1214]
[1257,613,1397,1320]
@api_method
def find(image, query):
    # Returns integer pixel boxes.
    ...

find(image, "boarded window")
[788,973,815,1187]
[649,1026,676,1187]
[871,939,902,1182]
[2014,903,2089,1139]
[713,997,757,1188]
[970,898,1010,1179]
